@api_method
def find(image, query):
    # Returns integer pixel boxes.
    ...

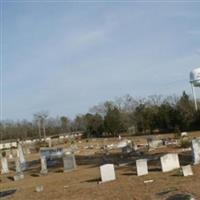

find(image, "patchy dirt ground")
[1,131,200,200]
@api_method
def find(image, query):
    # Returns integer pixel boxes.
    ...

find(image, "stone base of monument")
[14,173,24,181]
[63,153,76,172]
[40,169,48,175]
[181,165,193,177]
[21,162,27,171]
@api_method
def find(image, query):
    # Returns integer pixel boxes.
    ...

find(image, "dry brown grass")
[1,131,200,200]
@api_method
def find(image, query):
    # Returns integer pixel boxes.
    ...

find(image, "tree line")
[1,92,200,141]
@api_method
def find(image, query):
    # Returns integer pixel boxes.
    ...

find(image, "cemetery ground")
[1,131,200,200]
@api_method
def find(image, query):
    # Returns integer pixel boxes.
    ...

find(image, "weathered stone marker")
[17,143,26,170]
[63,152,76,172]
[136,159,148,176]
[148,139,163,149]
[40,156,48,175]
[192,138,200,165]
[182,165,193,176]
[160,153,180,172]
[48,138,52,148]
[1,157,9,174]
[122,145,133,154]
[40,147,63,160]
[14,158,24,181]
[100,164,116,183]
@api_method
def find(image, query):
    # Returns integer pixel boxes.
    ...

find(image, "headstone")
[182,165,193,176]
[4,143,11,149]
[48,138,52,148]
[117,140,128,148]
[192,138,200,165]
[160,153,180,172]
[148,139,163,148]
[8,154,13,159]
[122,145,133,154]
[181,132,188,137]
[133,143,138,151]
[40,156,48,175]
[40,147,63,160]
[136,159,148,176]
[63,152,76,172]
[100,164,116,183]
[25,146,31,155]
[35,186,44,192]
[1,157,9,174]
[17,143,26,170]
[14,159,24,181]
[118,135,122,140]
[11,142,17,148]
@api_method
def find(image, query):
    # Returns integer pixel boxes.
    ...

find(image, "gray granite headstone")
[17,143,26,170]
[14,158,24,181]
[1,157,9,174]
[40,156,48,175]
[122,145,133,154]
[40,147,63,160]
[192,138,200,165]
[63,152,76,172]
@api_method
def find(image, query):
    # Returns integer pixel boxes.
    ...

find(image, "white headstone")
[136,159,148,176]
[8,154,13,159]
[4,143,11,149]
[182,165,193,176]
[149,140,163,148]
[117,140,128,148]
[192,138,200,165]
[11,142,17,148]
[181,132,188,137]
[100,164,116,183]
[1,157,9,174]
[40,156,48,175]
[47,138,52,148]
[160,153,180,172]
[25,146,31,155]
[118,135,122,140]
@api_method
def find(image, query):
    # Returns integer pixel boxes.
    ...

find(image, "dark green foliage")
[104,106,123,136]
[0,91,199,141]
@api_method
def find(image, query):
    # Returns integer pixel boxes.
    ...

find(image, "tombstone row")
[100,153,194,183]
[1,138,200,184]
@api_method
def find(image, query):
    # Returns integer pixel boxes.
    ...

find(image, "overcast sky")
[2,1,200,120]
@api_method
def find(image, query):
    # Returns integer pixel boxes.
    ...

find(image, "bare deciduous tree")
[34,111,48,140]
